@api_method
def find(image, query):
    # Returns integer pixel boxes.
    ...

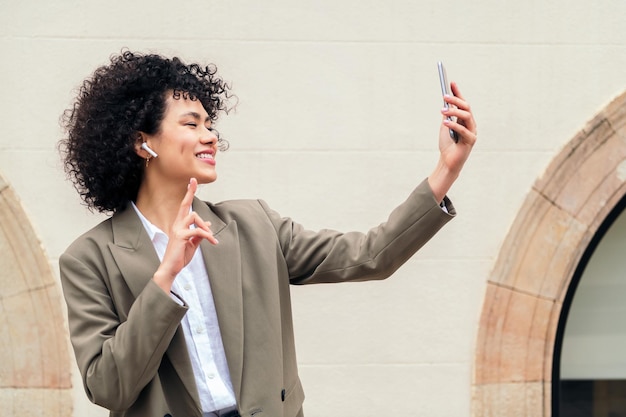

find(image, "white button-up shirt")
[132,203,236,413]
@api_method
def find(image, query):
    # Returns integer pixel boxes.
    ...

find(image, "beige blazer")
[59,179,454,417]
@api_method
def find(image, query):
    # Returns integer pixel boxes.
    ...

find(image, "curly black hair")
[59,50,232,214]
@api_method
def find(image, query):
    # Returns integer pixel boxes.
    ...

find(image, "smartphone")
[437,61,459,142]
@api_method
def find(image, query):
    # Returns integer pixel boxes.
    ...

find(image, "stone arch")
[0,174,72,415]
[472,92,626,416]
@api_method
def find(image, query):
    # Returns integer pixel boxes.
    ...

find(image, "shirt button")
[184,283,191,291]
[196,326,205,334]
[208,373,216,379]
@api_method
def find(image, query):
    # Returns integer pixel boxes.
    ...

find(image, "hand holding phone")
[437,61,459,142]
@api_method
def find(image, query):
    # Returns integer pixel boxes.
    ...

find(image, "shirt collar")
[130,201,196,241]
[130,201,162,241]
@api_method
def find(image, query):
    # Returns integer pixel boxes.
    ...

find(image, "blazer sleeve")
[59,246,188,411]
[260,178,455,284]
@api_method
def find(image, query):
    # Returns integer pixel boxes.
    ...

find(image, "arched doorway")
[558,197,626,416]
[0,173,73,415]
[472,91,626,416]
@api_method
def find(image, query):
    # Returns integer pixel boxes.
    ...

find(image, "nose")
[203,125,229,152]
[202,127,219,145]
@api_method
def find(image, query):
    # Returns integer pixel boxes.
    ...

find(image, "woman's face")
[142,94,219,186]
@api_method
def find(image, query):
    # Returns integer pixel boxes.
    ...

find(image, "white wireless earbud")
[141,142,158,158]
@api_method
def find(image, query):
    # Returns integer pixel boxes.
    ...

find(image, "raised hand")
[428,82,477,203]
[152,178,218,293]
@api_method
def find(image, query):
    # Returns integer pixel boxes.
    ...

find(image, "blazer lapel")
[107,200,245,407]
[107,204,202,411]
[108,205,160,297]
[193,198,245,402]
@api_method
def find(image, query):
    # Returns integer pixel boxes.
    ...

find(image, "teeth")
[196,153,214,159]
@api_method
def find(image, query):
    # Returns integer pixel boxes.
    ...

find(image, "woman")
[59,51,476,417]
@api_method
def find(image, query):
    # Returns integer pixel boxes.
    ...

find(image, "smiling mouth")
[196,153,214,160]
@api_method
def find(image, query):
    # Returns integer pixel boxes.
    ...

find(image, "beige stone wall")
[474,92,626,416]
[1,1,625,416]
[0,174,72,415]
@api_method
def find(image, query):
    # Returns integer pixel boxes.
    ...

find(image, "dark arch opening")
[552,193,626,416]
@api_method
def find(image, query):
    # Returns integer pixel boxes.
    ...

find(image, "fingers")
[449,81,465,101]
[178,177,198,218]
[442,82,477,144]
[176,213,219,246]
[190,216,219,245]
[445,82,472,114]
[174,177,219,245]
[177,227,219,246]
[443,118,477,147]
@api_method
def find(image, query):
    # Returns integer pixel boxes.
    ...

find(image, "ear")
[134,132,148,158]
